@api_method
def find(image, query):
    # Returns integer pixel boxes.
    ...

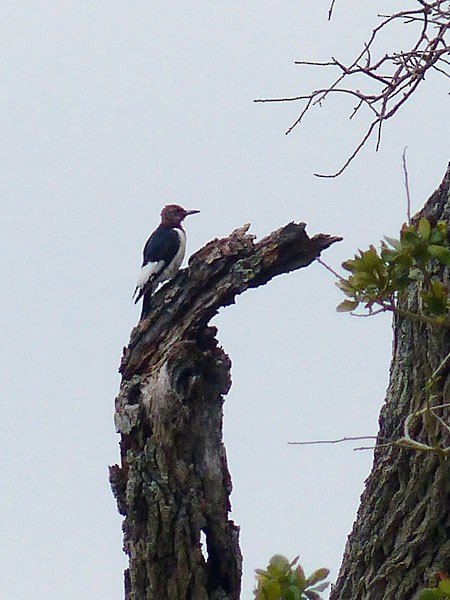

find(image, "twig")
[316,257,344,281]
[354,443,392,451]
[288,436,378,445]
[315,121,378,178]
[350,307,389,317]
[256,1,450,177]
[328,0,337,21]
[391,304,450,328]
[433,351,450,380]
[349,300,450,328]
[402,147,412,223]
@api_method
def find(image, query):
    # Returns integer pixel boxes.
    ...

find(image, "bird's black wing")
[142,226,180,266]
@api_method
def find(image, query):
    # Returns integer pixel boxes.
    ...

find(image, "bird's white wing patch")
[162,229,186,280]
[136,260,164,288]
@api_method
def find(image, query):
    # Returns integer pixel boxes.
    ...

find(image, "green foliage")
[336,218,450,324]
[254,555,329,600]
[417,576,450,599]
[335,219,450,600]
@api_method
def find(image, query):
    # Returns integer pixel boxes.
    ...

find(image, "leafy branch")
[254,555,329,600]
[335,217,450,455]
[418,573,450,599]
[336,217,450,327]
[291,218,450,458]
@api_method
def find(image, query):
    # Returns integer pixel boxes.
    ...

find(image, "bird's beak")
[185,209,200,216]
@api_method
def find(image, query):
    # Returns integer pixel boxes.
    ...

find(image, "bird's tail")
[140,291,153,320]
[133,284,148,304]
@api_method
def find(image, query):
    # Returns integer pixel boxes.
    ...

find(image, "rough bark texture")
[330,164,450,600]
[110,221,341,600]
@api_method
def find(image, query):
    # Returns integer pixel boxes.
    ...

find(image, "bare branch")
[431,62,450,77]
[328,0,337,21]
[288,436,378,445]
[350,306,389,318]
[316,257,345,281]
[315,120,379,178]
[256,1,450,176]
[402,147,412,223]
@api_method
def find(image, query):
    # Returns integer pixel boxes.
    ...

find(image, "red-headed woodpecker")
[133,204,200,318]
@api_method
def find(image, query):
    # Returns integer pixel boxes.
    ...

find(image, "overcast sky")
[2,2,449,599]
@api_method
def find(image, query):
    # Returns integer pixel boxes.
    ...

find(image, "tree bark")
[109,221,341,600]
[330,164,450,600]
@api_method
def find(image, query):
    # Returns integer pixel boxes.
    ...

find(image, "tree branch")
[255,1,450,177]
[120,222,342,378]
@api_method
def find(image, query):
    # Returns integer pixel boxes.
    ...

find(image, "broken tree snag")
[110,222,341,600]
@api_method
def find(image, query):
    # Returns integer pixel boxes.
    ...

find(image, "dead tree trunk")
[109,221,341,600]
[330,164,450,600]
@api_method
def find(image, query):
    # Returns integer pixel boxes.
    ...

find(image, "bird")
[133,204,200,318]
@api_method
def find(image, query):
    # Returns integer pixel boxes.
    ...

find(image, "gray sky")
[2,2,449,599]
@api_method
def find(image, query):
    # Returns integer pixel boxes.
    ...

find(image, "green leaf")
[384,235,401,250]
[418,217,432,240]
[256,577,281,600]
[438,578,450,594]
[428,221,449,244]
[341,259,354,273]
[293,565,306,589]
[432,280,446,296]
[402,227,421,245]
[422,280,448,315]
[336,299,359,313]
[417,589,444,600]
[336,278,356,295]
[254,557,330,600]
[430,227,446,244]
[428,245,450,266]
[359,247,384,273]
[306,568,330,586]
[267,554,290,577]
[283,585,302,600]
[309,582,330,593]
[381,248,400,264]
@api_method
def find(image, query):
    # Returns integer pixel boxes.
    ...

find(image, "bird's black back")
[142,225,181,266]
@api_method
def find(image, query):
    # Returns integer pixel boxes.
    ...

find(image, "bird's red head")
[160,204,200,228]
